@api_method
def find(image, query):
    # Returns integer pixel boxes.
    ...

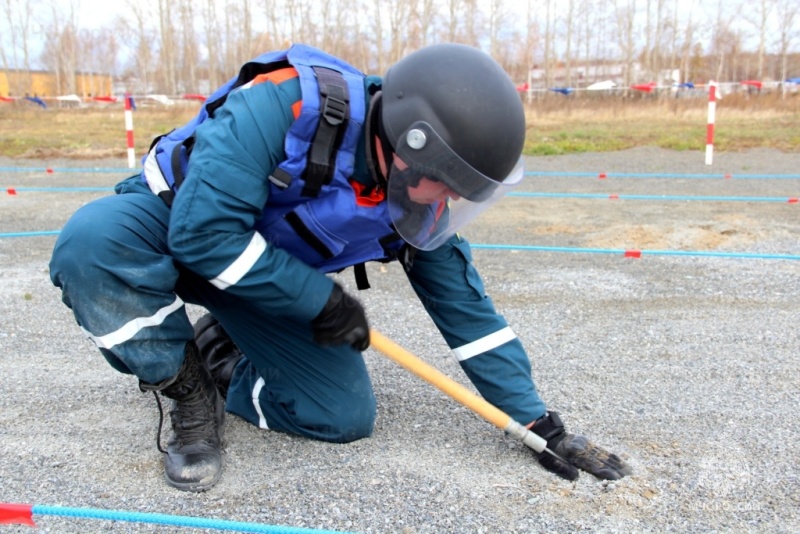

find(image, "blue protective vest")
[142,44,405,276]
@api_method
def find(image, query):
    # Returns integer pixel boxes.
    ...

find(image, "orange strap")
[251,67,298,86]
[250,67,302,119]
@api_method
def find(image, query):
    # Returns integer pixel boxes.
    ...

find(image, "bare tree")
[289,0,319,47]
[444,0,466,42]
[742,0,773,79]
[563,0,576,87]
[543,0,554,87]
[260,0,283,49]
[241,0,254,58]
[2,0,35,95]
[0,1,11,81]
[222,0,252,75]
[463,0,480,47]
[319,0,335,53]
[708,0,741,82]
[651,0,666,82]
[40,0,79,96]
[613,0,637,87]
[774,0,799,95]
[676,0,698,83]
[416,0,439,47]
[204,0,222,91]
[578,0,611,83]
[177,0,199,93]
[407,0,426,52]
[487,0,511,61]
[155,0,178,93]
[4,0,799,101]
[393,0,416,61]
[667,0,680,81]
[642,0,669,81]
[81,28,118,95]
[370,0,386,73]
[521,0,540,101]
[118,0,155,94]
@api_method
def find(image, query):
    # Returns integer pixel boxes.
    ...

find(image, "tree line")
[1,0,798,96]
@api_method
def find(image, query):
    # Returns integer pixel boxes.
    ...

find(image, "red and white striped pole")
[705,81,717,165]
[124,93,135,168]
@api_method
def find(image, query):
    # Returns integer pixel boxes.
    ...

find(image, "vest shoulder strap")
[145,45,363,209]
[301,66,349,198]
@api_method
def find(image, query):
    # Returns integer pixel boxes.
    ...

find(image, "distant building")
[527,61,649,89]
[0,69,113,98]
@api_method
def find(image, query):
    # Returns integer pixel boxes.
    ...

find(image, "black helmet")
[378,44,527,250]
[381,43,526,199]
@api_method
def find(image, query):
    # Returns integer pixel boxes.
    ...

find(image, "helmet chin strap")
[365,91,394,189]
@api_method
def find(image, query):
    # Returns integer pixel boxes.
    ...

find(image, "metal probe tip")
[544,447,567,462]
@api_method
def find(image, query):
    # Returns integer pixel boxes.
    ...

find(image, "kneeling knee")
[320,403,376,443]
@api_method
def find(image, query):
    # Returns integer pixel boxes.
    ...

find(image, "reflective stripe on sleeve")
[209,232,267,290]
[451,326,517,362]
[82,295,185,350]
[252,376,270,429]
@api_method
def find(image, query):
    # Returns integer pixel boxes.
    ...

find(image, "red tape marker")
[624,250,642,258]
[6,188,16,195]
[609,194,619,199]
[0,503,36,526]
[789,198,798,204]
[46,167,54,174]
[598,172,607,179]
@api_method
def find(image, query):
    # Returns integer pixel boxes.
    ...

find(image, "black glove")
[310,283,370,351]
[531,411,633,481]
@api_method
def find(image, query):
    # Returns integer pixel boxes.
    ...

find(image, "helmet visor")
[387,123,524,250]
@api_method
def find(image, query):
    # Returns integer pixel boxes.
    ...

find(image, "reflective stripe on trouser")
[49,178,193,384]
[50,176,376,443]
[175,269,376,444]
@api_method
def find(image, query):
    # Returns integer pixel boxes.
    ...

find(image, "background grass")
[523,92,800,155]
[0,93,798,159]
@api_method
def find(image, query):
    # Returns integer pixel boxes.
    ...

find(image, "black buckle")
[302,67,350,197]
[322,93,347,126]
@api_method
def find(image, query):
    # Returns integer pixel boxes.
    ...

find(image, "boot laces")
[149,376,217,453]
[168,383,217,447]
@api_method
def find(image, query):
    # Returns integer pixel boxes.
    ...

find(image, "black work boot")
[193,314,244,399]
[140,342,225,491]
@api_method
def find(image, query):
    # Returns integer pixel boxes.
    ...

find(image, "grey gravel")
[1,147,799,533]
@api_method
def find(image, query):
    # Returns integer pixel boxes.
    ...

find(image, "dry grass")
[523,93,800,154]
[0,105,199,159]
[0,94,798,159]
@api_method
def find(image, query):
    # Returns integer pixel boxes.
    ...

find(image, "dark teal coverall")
[50,68,546,443]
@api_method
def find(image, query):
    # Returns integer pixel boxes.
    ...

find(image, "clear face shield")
[386,121,524,251]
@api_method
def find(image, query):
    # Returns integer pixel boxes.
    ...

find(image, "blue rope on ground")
[2,230,798,260]
[470,243,800,261]
[0,167,138,174]
[31,504,351,534]
[0,231,61,237]
[524,171,800,179]
[6,186,114,192]
[508,192,799,202]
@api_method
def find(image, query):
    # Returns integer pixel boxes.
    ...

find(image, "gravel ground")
[1,147,799,533]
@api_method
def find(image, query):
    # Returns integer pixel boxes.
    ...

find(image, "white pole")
[705,81,717,166]
[124,94,136,169]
